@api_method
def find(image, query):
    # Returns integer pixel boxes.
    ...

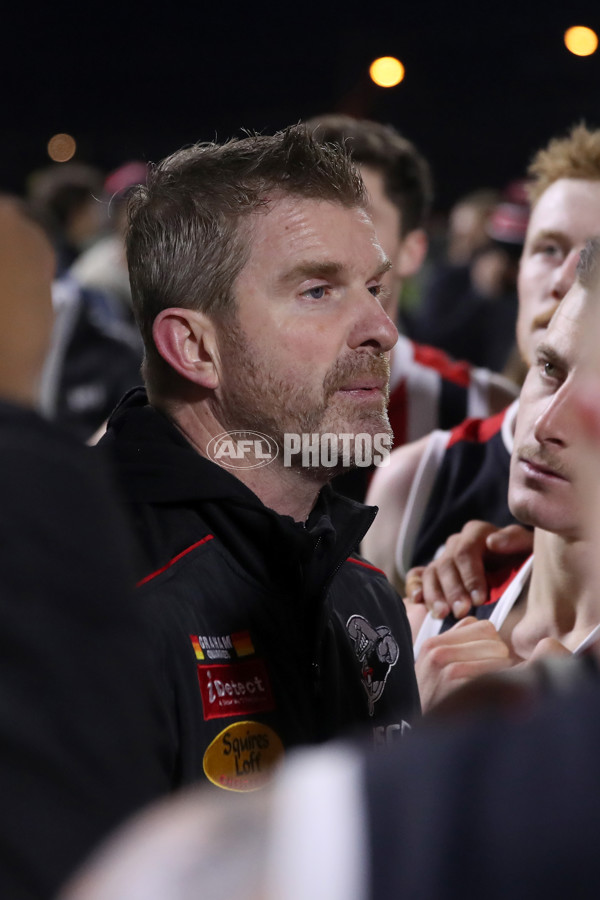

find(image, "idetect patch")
[203,720,284,792]
[196,659,275,720]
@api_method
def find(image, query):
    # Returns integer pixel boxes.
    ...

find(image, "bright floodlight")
[47,133,77,162]
[564,25,598,57]
[369,56,405,87]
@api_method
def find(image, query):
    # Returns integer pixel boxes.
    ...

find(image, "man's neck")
[509,529,596,657]
[162,400,324,523]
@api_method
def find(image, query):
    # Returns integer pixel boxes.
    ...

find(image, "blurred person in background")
[27,162,107,274]
[408,183,527,373]
[25,162,144,440]
[306,115,517,501]
[71,160,148,322]
[445,189,500,266]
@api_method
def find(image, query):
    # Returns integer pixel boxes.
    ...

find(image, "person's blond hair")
[527,123,600,205]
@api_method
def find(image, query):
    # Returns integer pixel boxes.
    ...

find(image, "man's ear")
[395,228,428,279]
[152,308,220,390]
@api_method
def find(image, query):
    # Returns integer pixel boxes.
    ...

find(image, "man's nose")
[533,382,576,447]
[347,290,398,353]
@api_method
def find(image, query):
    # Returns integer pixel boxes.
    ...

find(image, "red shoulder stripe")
[137,535,215,587]
[447,406,507,448]
[485,554,531,606]
[347,556,386,576]
[411,341,472,387]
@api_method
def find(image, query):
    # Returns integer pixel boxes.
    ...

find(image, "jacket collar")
[102,388,377,594]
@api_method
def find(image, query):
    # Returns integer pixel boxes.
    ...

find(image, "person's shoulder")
[409,339,472,388]
[136,531,218,593]
[367,433,433,507]
[343,552,389,580]
[447,399,517,448]
[0,400,113,500]
[362,433,441,584]
[335,551,402,611]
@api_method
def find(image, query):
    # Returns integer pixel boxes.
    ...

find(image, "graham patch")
[203,721,284,792]
[196,659,275,720]
[189,630,255,661]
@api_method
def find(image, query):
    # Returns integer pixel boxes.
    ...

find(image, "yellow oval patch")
[203,720,284,792]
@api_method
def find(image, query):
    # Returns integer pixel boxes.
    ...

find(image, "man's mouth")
[518,455,568,482]
[324,353,391,403]
[338,379,387,394]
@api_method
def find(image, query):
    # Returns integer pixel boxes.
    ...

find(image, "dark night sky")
[2,0,600,209]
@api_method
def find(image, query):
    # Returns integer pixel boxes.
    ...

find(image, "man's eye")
[303,286,327,299]
[539,243,562,259]
[543,361,559,378]
[368,284,382,297]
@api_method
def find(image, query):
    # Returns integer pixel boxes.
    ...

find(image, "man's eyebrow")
[277,257,391,285]
[278,261,344,285]
[375,258,393,277]
[531,229,568,244]
[535,341,567,370]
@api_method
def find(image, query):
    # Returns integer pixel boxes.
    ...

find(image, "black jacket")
[99,389,420,790]
[0,402,167,900]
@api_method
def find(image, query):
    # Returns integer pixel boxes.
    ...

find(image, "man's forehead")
[527,177,600,239]
[252,192,369,226]
[247,195,383,258]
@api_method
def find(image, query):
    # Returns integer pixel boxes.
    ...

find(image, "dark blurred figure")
[72,161,148,322]
[27,162,106,274]
[0,197,167,900]
[24,163,144,440]
[408,183,528,373]
[446,188,500,266]
[38,268,143,441]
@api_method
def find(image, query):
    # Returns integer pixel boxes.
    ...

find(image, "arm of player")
[362,435,430,592]
[405,521,534,620]
[416,616,512,713]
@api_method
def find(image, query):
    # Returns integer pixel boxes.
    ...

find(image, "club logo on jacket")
[346,615,400,715]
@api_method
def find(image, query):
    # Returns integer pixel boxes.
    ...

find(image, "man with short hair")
[412,241,600,709]
[364,124,600,596]
[98,126,420,792]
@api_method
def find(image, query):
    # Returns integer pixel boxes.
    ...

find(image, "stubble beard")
[215,317,392,477]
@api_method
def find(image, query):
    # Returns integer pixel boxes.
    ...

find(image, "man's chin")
[279,424,392,478]
[324,401,392,437]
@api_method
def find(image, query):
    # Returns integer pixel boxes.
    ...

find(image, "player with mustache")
[413,240,600,710]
